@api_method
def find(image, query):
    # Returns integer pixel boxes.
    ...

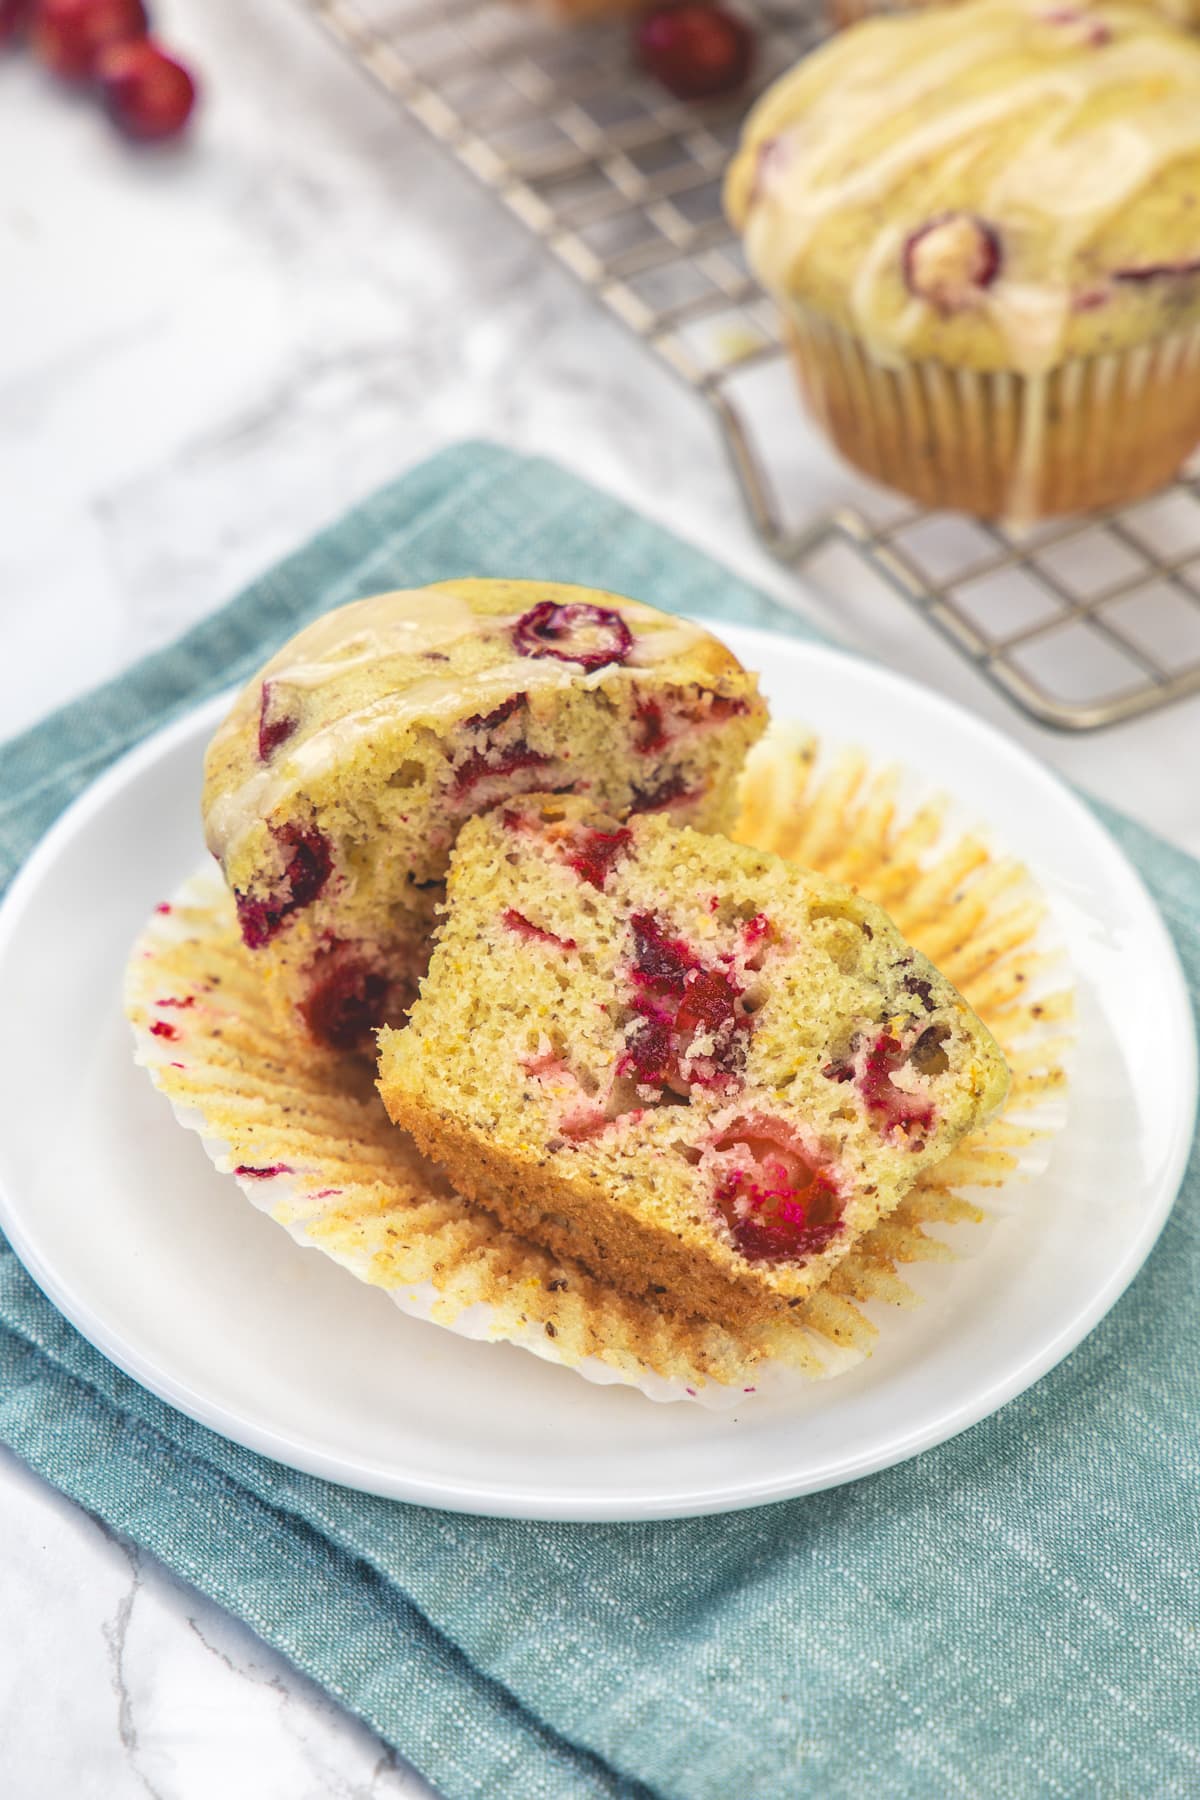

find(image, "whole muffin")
[202,579,767,1052]
[725,0,1200,518]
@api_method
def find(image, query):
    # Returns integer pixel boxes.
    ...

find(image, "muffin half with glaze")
[725,0,1200,518]
[202,579,767,1052]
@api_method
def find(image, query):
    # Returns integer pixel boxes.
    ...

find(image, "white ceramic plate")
[0,628,1194,1520]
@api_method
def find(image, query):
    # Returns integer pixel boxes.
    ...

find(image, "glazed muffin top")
[202,578,743,865]
[725,0,1200,374]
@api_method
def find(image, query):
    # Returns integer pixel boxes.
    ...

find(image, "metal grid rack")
[306,0,1200,730]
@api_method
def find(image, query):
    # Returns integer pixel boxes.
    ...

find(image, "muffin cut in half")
[378,795,1010,1330]
[202,580,767,1053]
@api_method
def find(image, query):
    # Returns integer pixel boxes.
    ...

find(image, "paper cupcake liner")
[784,303,1200,521]
[125,730,1072,1406]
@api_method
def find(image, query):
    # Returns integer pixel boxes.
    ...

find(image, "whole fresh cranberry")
[636,3,754,103]
[902,213,1001,313]
[0,0,33,46]
[30,0,147,81]
[512,601,633,672]
[97,35,196,139]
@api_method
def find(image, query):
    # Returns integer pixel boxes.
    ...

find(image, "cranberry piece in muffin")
[513,601,633,671]
[902,213,1002,313]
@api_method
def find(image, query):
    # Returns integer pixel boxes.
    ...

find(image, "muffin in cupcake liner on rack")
[127,730,1071,1405]
[377,793,1009,1334]
[202,580,766,1055]
[725,0,1200,520]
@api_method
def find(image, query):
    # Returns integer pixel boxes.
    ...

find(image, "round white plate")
[0,628,1194,1520]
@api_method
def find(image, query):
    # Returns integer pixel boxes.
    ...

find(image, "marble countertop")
[2,0,1197,1793]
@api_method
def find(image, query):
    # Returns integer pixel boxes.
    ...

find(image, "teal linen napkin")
[2,442,1198,1800]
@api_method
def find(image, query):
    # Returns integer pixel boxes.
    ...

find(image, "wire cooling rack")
[306,0,1200,730]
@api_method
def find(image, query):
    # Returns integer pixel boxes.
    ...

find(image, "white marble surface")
[2,0,1198,1794]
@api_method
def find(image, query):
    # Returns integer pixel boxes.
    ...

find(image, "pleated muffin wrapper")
[783,302,1200,523]
[126,730,1072,1408]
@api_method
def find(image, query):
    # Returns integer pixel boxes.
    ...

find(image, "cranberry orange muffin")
[725,0,1200,517]
[378,794,1009,1330]
[202,581,767,1053]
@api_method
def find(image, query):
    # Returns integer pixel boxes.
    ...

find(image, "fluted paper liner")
[125,730,1072,1406]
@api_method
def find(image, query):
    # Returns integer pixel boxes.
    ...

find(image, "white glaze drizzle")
[740,1,1200,373]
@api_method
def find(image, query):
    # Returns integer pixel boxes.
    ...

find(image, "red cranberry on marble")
[710,1117,843,1263]
[30,0,146,79]
[513,602,632,672]
[0,0,33,45]
[636,3,754,102]
[97,35,196,140]
[902,213,1001,313]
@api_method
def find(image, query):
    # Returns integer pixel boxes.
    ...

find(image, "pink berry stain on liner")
[149,1020,179,1040]
[234,1163,294,1179]
[512,601,633,672]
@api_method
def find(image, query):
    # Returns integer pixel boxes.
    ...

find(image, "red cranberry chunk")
[257,681,298,762]
[233,824,333,949]
[563,825,632,890]
[630,770,693,814]
[636,3,755,102]
[622,1009,676,1087]
[859,1033,935,1136]
[300,947,389,1052]
[629,913,699,992]
[513,602,632,672]
[451,741,551,800]
[464,693,524,732]
[674,967,741,1040]
[1112,257,1200,284]
[622,919,751,1095]
[711,1118,843,1264]
[903,214,1001,313]
[149,1020,179,1041]
[503,909,577,952]
[634,697,668,755]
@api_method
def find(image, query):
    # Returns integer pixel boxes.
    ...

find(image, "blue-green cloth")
[1,442,1198,1800]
